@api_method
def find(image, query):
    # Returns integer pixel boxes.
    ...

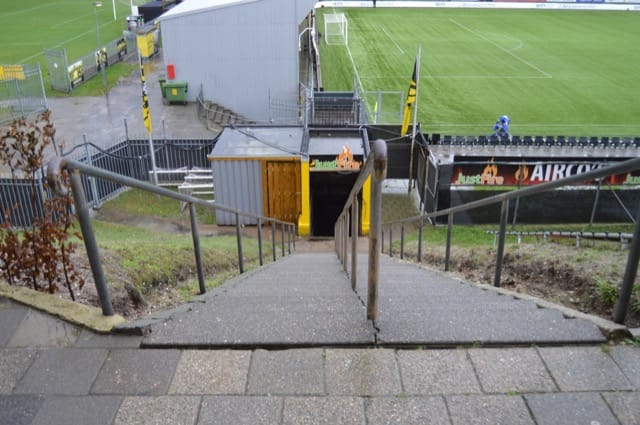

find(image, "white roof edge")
[159,0,260,21]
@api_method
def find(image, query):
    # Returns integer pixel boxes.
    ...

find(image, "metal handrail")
[47,156,296,316]
[334,139,387,321]
[380,156,640,325]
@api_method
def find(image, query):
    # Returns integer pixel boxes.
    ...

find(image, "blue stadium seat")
[534,136,544,147]
[589,136,598,147]
[545,136,555,146]
[634,137,640,148]
[556,136,566,146]
[511,135,521,146]
[567,136,577,147]
[454,135,465,145]
[599,137,609,148]
[478,135,487,145]
[466,135,478,145]
[443,135,452,144]
[578,136,588,147]
[488,135,499,145]
[522,135,533,146]
[610,137,620,148]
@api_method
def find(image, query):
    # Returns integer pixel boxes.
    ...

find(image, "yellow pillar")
[298,160,311,236]
[360,176,371,236]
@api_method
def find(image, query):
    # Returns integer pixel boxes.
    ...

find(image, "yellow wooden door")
[264,160,301,223]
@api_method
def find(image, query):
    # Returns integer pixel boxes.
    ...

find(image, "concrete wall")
[160,0,316,123]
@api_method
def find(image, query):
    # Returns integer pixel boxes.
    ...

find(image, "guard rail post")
[614,206,640,323]
[189,203,206,294]
[47,159,114,316]
[494,199,509,287]
[351,195,359,290]
[367,139,387,322]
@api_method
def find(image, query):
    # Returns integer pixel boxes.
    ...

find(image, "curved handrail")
[334,139,387,321]
[47,156,296,316]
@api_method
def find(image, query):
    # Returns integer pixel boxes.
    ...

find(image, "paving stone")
[114,396,200,425]
[92,349,180,395]
[198,396,283,425]
[325,349,401,396]
[601,392,640,425]
[0,395,44,425]
[398,349,481,395]
[0,349,36,394]
[0,307,28,347]
[365,396,450,425]
[14,348,108,395]
[609,345,640,389]
[538,346,633,391]
[31,395,122,425]
[468,347,557,394]
[247,349,324,395]
[169,350,251,395]
[447,395,534,425]
[282,396,365,425]
[6,309,81,348]
[74,329,142,348]
[525,392,619,425]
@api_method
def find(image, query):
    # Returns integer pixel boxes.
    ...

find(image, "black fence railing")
[0,138,217,227]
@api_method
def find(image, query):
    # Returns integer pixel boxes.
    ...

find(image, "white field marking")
[0,3,56,20]
[51,13,94,30]
[18,28,96,64]
[331,6,371,114]
[380,26,405,55]
[449,18,552,78]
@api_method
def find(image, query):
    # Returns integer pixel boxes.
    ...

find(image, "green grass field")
[318,7,640,137]
[1,0,147,95]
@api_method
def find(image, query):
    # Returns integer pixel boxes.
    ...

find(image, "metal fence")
[0,64,47,125]
[0,137,217,227]
[44,35,136,93]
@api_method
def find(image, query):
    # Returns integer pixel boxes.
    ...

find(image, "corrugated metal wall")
[160,0,316,123]
[212,160,264,225]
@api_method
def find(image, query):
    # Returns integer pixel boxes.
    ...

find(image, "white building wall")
[160,0,316,123]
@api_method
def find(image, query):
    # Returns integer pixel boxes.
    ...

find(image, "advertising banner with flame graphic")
[451,159,640,186]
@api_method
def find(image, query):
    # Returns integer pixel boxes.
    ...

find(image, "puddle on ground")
[6,309,81,348]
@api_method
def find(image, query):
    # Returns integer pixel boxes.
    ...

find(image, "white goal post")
[324,13,348,46]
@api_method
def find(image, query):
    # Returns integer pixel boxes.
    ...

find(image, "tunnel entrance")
[310,171,359,237]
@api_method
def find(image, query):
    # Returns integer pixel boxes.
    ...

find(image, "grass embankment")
[91,189,271,315]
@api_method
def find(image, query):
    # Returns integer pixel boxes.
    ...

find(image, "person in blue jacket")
[493,115,511,140]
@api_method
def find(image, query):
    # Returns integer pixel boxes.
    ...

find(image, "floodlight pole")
[93,2,108,93]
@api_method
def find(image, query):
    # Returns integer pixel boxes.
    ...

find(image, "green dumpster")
[159,78,166,98]
[164,82,188,104]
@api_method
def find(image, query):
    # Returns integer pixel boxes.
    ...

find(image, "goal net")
[324,13,348,46]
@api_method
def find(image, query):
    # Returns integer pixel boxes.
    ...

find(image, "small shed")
[208,126,305,226]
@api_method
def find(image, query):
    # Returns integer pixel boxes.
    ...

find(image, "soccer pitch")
[318,7,640,137]
[0,0,145,66]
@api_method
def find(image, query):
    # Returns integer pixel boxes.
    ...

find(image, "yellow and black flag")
[400,61,417,135]
[140,57,152,134]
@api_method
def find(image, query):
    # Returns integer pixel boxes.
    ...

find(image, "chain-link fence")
[0,64,47,125]
[44,35,136,93]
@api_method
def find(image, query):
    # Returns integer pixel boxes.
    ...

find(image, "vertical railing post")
[367,139,387,322]
[400,224,405,260]
[83,134,101,208]
[189,203,206,294]
[67,167,114,316]
[417,216,423,263]
[343,212,349,273]
[257,218,264,266]
[350,196,358,290]
[389,226,393,258]
[287,225,292,254]
[445,212,453,272]
[281,222,285,257]
[614,206,640,323]
[236,213,244,273]
[494,199,509,287]
[272,221,277,261]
